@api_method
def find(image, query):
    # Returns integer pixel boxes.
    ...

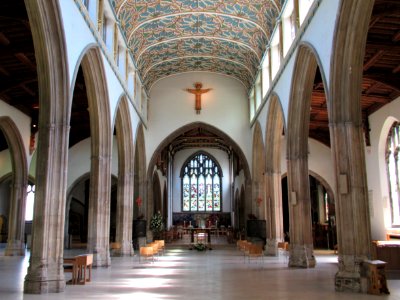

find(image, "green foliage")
[150,211,164,233]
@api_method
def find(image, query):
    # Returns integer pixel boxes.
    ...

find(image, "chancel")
[0,0,399,299]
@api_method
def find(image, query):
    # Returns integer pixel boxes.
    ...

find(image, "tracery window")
[386,122,400,226]
[25,183,35,221]
[182,153,222,212]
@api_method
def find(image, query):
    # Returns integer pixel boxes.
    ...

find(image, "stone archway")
[147,122,252,235]
[329,0,374,292]
[251,121,265,220]
[23,0,70,294]
[264,94,285,255]
[0,117,28,256]
[80,47,112,267]
[286,44,323,268]
[114,97,134,256]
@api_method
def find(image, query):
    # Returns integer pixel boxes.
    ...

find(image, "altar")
[187,227,214,250]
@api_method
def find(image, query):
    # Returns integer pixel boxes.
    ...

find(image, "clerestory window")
[181,152,222,212]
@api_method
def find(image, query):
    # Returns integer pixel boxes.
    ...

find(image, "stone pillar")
[87,155,111,267]
[265,171,284,256]
[331,122,371,292]
[287,156,316,268]
[24,123,69,294]
[114,168,134,256]
[5,182,27,256]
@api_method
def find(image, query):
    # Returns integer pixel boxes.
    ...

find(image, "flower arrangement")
[193,243,207,251]
[150,211,164,233]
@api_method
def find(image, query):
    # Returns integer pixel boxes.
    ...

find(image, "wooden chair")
[139,246,154,263]
[155,240,165,255]
[246,244,264,263]
[278,242,289,261]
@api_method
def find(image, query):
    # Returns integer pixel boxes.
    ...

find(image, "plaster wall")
[366,96,400,239]
[280,137,334,192]
[67,136,119,189]
[0,101,31,166]
[172,148,232,213]
[147,73,251,171]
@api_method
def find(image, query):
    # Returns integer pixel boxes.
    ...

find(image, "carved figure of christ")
[185,82,212,114]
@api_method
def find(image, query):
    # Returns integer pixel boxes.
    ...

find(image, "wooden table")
[63,254,93,285]
[187,228,213,250]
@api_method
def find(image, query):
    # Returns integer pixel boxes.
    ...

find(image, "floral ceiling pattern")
[111,0,283,90]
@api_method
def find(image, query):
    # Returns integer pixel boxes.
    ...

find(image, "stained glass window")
[181,152,222,212]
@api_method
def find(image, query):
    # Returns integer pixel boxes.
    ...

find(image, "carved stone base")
[5,240,25,256]
[265,238,278,256]
[288,243,316,268]
[24,261,65,294]
[91,247,111,267]
[335,254,367,293]
[112,241,134,257]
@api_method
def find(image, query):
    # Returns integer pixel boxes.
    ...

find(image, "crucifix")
[185,82,212,114]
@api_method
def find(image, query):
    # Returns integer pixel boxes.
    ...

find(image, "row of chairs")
[236,240,264,263]
[139,239,165,263]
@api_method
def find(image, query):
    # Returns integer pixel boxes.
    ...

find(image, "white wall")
[0,100,32,168]
[172,148,231,213]
[67,136,119,189]
[146,72,251,171]
[366,96,400,239]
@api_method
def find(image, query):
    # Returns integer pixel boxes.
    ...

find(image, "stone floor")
[0,239,399,300]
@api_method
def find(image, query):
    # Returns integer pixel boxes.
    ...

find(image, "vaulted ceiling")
[112,0,283,90]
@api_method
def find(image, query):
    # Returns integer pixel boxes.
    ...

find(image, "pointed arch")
[147,122,251,227]
[0,117,28,256]
[329,0,374,292]
[286,44,323,268]
[80,47,112,267]
[264,94,286,255]
[251,121,265,219]
[114,96,134,256]
[23,0,70,294]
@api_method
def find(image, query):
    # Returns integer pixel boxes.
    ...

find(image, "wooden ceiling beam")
[392,64,400,74]
[0,66,10,76]
[0,32,10,45]
[363,72,400,92]
[14,53,36,71]
[392,30,400,42]
[363,49,385,71]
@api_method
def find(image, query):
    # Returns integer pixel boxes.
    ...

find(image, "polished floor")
[1,239,399,300]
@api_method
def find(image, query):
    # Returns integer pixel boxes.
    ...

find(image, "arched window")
[25,183,35,221]
[182,152,222,212]
[386,122,400,226]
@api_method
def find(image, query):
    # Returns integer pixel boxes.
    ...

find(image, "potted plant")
[150,211,164,239]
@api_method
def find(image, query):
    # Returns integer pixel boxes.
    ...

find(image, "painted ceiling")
[112,0,283,91]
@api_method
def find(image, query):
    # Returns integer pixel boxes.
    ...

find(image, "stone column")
[114,168,134,256]
[24,123,69,294]
[87,155,111,267]
[287,156,316,268]
[5,182,27,256]
[331,122,371,292]
[265,171,284,256]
